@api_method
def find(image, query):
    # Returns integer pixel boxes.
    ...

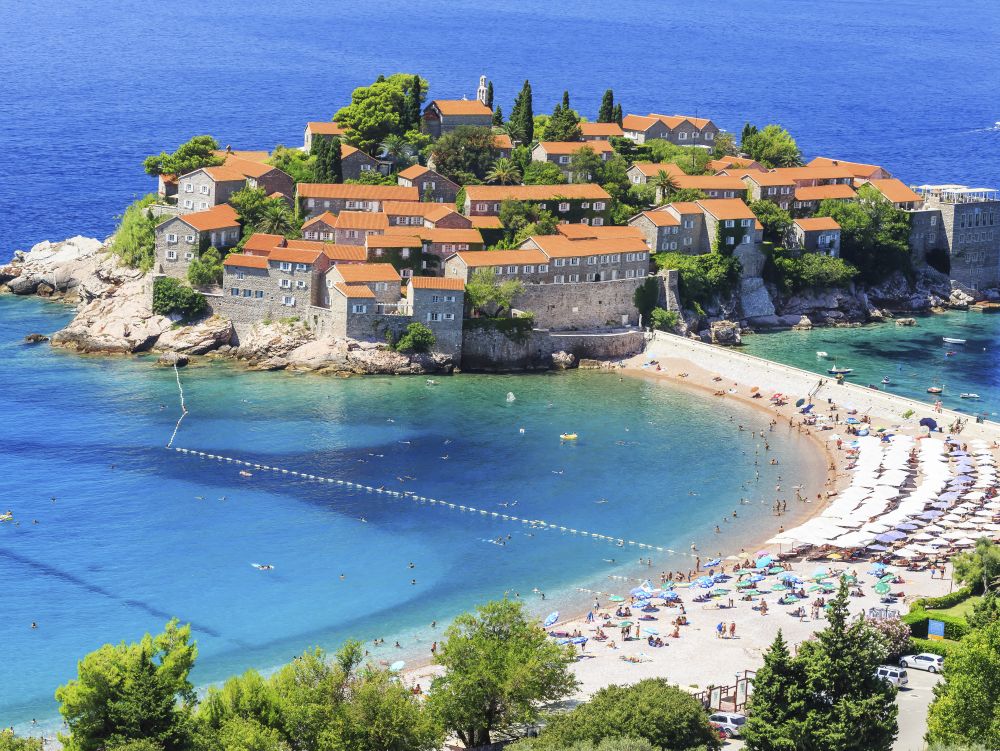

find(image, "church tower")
[476,75,488,105]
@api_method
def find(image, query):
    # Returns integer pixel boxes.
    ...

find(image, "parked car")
[875,664,909,687]
[899,653,944,673]
[708,712,747,738]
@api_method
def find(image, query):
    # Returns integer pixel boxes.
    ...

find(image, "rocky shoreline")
[1,237,454,376]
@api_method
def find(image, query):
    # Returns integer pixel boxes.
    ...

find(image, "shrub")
[866,616,913,660]
[393,322,435,353]
[653,252,741,309]
[650,307,679,331]
[110,194,159,272]
[918,586,976,611]
[187,246,224,287]
[152,277,207,319]
[766,247,858,294]
[903,607,971,641]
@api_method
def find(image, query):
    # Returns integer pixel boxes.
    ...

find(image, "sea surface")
[2,0,1000,259]
[0,295,821,728]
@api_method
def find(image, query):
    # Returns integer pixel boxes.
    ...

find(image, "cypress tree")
[486,80,494,109]
[330,137,343,183]
[313,137,330,181]
[597,89,615,123]
[612,103,623,126]
[406,75,422,132]
[561,90,570,110]
[492,105,503,126]
[376,74,386,83]
[520,80,534,143]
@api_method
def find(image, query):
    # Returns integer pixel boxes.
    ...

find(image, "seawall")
[460,328,645,372]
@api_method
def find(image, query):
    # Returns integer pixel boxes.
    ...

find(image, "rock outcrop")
[51,277,172,353]
[709,319,742,345]
[1,236,108,300]
[551,350,576,369]
[154,317,234,354]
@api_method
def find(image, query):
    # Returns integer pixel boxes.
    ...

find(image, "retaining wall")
[460,328,645,372]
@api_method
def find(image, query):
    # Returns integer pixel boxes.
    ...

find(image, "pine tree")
[597,90,615,123]
[376,74,386,83]
[612,103,623,126]
[329,137,343,183]
[742,631,809,751]
[406,75,423,132]
[485,80,494,109]
[492,106,503,126]
[561,90,570,110]
[741,122,759,146]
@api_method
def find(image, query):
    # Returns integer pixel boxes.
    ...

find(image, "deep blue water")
[2,0,1000,259]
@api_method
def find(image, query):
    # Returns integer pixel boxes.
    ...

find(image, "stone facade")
[422,100,493,138]
[929,196,1000,290]
[176,170,243,213]
[154,215,240,278]
[460,327,644,371]
[342,148,384,182]
[396,166,459,204]
[511,276,649,329]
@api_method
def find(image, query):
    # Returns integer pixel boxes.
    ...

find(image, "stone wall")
[512,277,649,330]
[660,269,680,312]
[460,326,645,371]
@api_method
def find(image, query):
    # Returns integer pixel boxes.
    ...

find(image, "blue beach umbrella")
[704,558,722,568]
[644,628,659,636]
[756,555,773,568]
[389,660,405,672]
[543,612,559,627]
[876,531,906,543]
[571,636,588,644]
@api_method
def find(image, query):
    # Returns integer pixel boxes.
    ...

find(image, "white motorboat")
[943,337,967,345]
[960,393,980,399]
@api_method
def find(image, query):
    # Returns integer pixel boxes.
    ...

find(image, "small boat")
[816,351,829,358]
[881,377,891,384]
[239,470,253,477]
[0,512,12,522]
[960,393,980,399]
[560,433,578,441]
[927,386,943,394]
[943,337,966,344]
[827,367,853,375]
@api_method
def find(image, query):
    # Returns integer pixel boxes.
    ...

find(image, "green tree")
[429,126,498,184]
[498,200,557,247]
[268,647,349,751]
[519,679,720,751]
[428,599,577,747]
[612,103,623,126]
[255,201,298,236]
[338,666,442,751]
[953,538,1000,593]
[187,246,225,287]
[599,153,631,202]
[650,308,679,331]
[508,80,534,144]
[329,137,343,183]
[144,135,222,177]
[597,90,615,123]
[741,124,802,168]
[211,716,288,751]
[740,122,759,146]
[378,134,416,171]
[394,322,436,353]
[465,266,527,317]
[197,670,283,736]
[742,631,810,751]
[522,160,565,185]
[749,199,793,244]
[967,591,1000,630]
[568,146,602,183]
[111,194,159,272]
[667,188,709,204]
[816,183,911,282]
[268,146,315,184]
[485,80,494,109]
[55,620,198,751]
[651,170,680,204]
[632,276,659,321]
[0,733,44,751]
[926,620,1000,749]
[152,277,209,319]
[334,74,428,152]
[492,105,504,127]
[646,140,712,175]
[230,186,270,230]
[711,131,738,158]
[545,92,582,142]
[405,74,423,132]
[654,252,742,309]
[486,158,522,185]
[346,171,397,186]
[767,249,858,294]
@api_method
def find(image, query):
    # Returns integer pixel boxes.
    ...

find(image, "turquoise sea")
[1,296,820,728]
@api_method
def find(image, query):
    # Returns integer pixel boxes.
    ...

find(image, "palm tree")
[485,158,522,185]
[377,134,415,170]
[256,201,296,236]
[651,169,680,204]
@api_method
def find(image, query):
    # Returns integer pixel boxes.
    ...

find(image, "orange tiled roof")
[493,133,514,150]
[636,211,680,227]
[464,184,610,202]
[621,114,660,132]
[580,122,624,137]
[673,175,748,191]
[397,164,431,180]
[201,165,250,182]
[224,254,269,269]
[367,234,423,249]
[696,199,757,221]
[301,211,338,230]
[409,276,466,290]
[469,215,503,229]
[708,156,762,172]
[536,140,614,156]
[307,121,346,136]
[334,211,390,230]
[385,226,483,244]
[333,263,402,283]
[795,217,841,231]
[268,247,324,264]
[794,184,857,201]
[297,183,420,201]
[771,166,856,182]
[808,157,888,179]
[452,249,548,267]
[429,99,492,117]
[665,201,703,215]
[526,235,649,258]
[214,149,271,164]
[243,233,285,252]
[331,282,375,298]
[382,201,436,216]
[556,224,644,240]
[629,162,686,178]
[321,244,368,262]
[868,178,922,204]
[182,204,240,231]
[740,171,795,187]
[284,239,329,251]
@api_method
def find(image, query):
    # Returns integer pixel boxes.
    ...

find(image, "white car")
[708,712,747,738]
[899,653,944,673]
[875,665,908,687]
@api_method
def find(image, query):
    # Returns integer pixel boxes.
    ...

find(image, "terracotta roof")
[321,244,368,262]
[795,217,841,231]
[160,174,178,186]
[556,224,644,240]
[385,226,484,244]
[580,122,624,138]
[333,263,402,283]
[423,204,463,223]
[629,162,685,178]
[284,239,330,251]
[452,249,548,267]
[269,247,324,264]
[301,211,338,230]
[242,233,284,252]
[794,184,857,201]
[648,114,688,129]
[740,171,795,187]
[708,157,762,172]
[334,211,390,230]
[201,165,250,183]
[297,183,420,201]
[214,149,271,164]
[469,215,503,229]
[382,201,435,216]
[536,140,614,156]
[526,235,649,258]
[665,201,702,215]
[224,254,269,269]
[771,166,856,182]
[429,99,492,117]
[397,164,431,180]
[367,234,423,249]
[181,204,240,231]
[464,184,611,202]
[696,199,757,221]
[307,121,346,136]
[331,282,375,299]
[621,114,660,132]
[673,175,748,191]
[868,178,923,204]
[222,155,282,180]
[493,133,514,150]
[636,211,680,227]
[409,276,466,290]
[808,157,888,179]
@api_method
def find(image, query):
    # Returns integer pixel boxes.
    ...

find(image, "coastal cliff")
[1,237,453,375]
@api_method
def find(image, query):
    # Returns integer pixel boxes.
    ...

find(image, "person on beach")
[729,622,736,639]
[716,622,725,639]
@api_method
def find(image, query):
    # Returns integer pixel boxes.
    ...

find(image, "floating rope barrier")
[166,362,189,449]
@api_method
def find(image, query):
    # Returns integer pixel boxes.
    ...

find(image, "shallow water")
[0,296,823,727]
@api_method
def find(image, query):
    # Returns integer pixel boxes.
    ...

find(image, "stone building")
[519,235,651,282]
[396,164,459,204]
[627,161,685,186]
[621,114,719,146]
[176,157,293,214]
[422,99,493,138]
[406,277,465,355]
[383,226,485,264]
[325,263,402,305]
[807,156,891,181]
[579,122,624,140]
[303,121,346,152]
[629,203,707,254]
[866,179,924,210]
[444,249,550,284]
[341,144,388,181]
[915,185,1000,291]
[739,171,796,211]
[531,141,614,181]
[792,184,857,217]
[297,184,419,218]
[462,184,611,224]
[331,211,389,245]
[382,201,472,229]
[671,174,748,200]
[789,217,842,256]
[301,212,338,241]
[154,204,240,278]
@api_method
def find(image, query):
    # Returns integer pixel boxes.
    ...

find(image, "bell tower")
[476,75,488,105]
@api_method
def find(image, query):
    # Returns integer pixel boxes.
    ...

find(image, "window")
[581,217,590,225]
[401,248,410,259]
[781,187,791,194]
[569,258,580,266]
[558,156,569,164]
[184,251,194,261]
[236,271,245,280]
[443,313,455,320]
[626,269,635,278]
[930,215,938,226]
[199,185,209,195]
[280,279,291,289]
[678,132,687,140]
[692,131,700,139]
[683,237,692,246]
[706,132,714,140]
[346,201,359,210]
[243,289,252,297]
[183,199,193,209]
[554,274,565,283]
[352,304,368,314]
[581,202,590,209]
[683,219,694,229]
[295,263,308,271]
[586,272,599,281]
[184,184,193,193]
[554,258,566,267]
[279,262,292,271]
[166,233,177,243]
[255,290,264,298]
[538,264,548,273]
[305,231,317,240]
[165,250,177,260]
[569,274,579,282]
[523,265,535,273]
[724,220,735,228]
[444,294,456,302]
[592,217,604,226]
[199,202,209,210]
[726,236,735,245]
[593,202,606,210]
[507,265,518,274]
[230,288,239,296]
[360,164,372,171]
[558,202,570,212]
[282,295,295,306]
[185,234,195,243]
[295,280,306,289]
[427,312,441,322]
[743,234,751,244]
[586,257,597,265]
[741,219,752,227]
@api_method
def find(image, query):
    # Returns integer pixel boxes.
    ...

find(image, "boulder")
[578,358,603,369]
[6,274,41,295]
[709,319,741,345]
[51,278,171,354]
[792,315,813,331]
[550,350,576,370]
[154,317,234,354]
[285,339,350,371]
[157,352,189,367]
[24,333,49,344]
[896,317,917,326]
[236,320,313,362]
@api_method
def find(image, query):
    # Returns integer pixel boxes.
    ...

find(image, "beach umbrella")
[704,558,722,568]
[571,636,588,644]
[662,592,680,601]
[771,584,788,591]
[744,589,763,596]
[768,566,785,574]
[756,555,773,568]
[868,544,889,552]
[618,621,633,627]
[920,418,938,431]
[795,398,805,407]
[920,510,944,520]
[543,612,559,627]
[876,531,906,543]
[389,660,405,672]
[751,386,760,393]
[644,628,659,636]
[811,567,829,579]
[609,595,625,602]
[874,582,891,595]
[808,585,825,592]
[879,574,896,583]
[897,523,919,531]
[846,417,861,425]
[557,638,572,645]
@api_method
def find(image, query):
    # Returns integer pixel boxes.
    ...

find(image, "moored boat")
[927,386,943,394]
[827,366,853,375]
[943,337,967,344]
[960,393,980,399]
